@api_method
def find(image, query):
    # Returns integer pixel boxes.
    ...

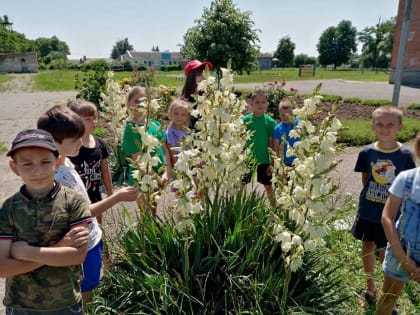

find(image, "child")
[181,59,213,103]
[273,99,300,167]
[376,133,420,315]
[68,100,113,224]
[166,99,191,167]
[242,89,276,200]
[121,86,172,214]
[0,129,91,314]
[350,105,416,307]
[37,105,139,303]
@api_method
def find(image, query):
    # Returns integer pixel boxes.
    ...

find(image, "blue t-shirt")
[355,142,415,223]
[273,118,301,166]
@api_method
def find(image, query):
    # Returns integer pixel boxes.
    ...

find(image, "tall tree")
[111,38,133,59]
[358,17,395,68]
[180,0,260,77]
[0,16,33,53]
[273,36,295,67]
[317,20,357,68]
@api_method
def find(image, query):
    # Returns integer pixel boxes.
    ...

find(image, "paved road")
[237,79,420,106]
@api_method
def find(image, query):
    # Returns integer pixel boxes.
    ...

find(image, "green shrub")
[338,118,419,146]
[407,103,420,110]
[320,94,342,102]
[0,142,7,154]
[90,192,351,314]
[361,99,391,107]
[343,97,362,104]
[92,127,106,138]
[74,63,110,108]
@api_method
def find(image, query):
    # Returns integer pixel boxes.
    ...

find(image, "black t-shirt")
[69,136,112,203]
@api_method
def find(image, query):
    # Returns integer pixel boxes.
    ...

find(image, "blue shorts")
[383,245,413,282]
[81,240,103,292]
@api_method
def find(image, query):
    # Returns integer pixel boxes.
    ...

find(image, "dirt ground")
[0,75,418,312]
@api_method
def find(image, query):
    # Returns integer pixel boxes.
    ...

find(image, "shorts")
[6,301,83,315]
[243,163,272,186]
[382,245,420,282]
[350,215,387,248]
[81,240,103,292]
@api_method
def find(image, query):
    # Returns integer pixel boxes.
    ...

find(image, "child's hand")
[55,227,89,248]
[160,172,169,188]
[116,186,140,202]
[410,266,420,282]
[267,165,273,176]
[10,241,30,260]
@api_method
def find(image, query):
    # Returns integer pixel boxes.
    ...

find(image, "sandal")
[363,289,377,306]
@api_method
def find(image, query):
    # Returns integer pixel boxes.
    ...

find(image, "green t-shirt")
[242,113,276,164]
[0,184,91,310]
[121,120,166,185]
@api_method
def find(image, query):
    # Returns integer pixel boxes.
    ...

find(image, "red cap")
[184,60,213,76]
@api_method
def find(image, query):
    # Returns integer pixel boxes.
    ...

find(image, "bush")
[320,94,342,102]
[343,97,362,104]
[362,99,391,107]
[408,103,420,110]
[74,63,110,108]
[90,192,352,314]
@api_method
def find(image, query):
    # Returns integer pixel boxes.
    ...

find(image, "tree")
[0,16,33,53]
[294,54,317,68]
[33,36,70,64]
[358,17,395,68]
[317,20,357,68]
[273,36,295,67]
[111,38,133,59]
[180,0,260,77]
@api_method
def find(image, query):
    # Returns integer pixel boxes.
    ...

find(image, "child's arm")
[361,172,368,186]
[381,194,418,279]
[10,224,90,267]
[273,138,280,157]
[100,158,113,196]
[89,186,139,217]
[161,142,172,185]
[0,240,42,277]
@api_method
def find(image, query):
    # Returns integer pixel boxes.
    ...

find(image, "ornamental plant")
[91,69,352,314]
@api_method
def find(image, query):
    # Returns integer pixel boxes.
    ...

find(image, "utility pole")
[392,0,414,106]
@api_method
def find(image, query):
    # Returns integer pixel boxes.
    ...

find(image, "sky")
[2,0,399,60]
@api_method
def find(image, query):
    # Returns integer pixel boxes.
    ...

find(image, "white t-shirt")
[55,157,102,250]
[389,167,420,203]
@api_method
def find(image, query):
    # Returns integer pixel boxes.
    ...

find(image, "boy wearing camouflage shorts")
[0,129,91,315]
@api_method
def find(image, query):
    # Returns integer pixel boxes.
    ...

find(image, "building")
[123,51,184,69]
[389,0,420,85]
[0,52,38,73]
[257,53,273,70]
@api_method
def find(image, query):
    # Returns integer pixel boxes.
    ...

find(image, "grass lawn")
[28,67,390,92]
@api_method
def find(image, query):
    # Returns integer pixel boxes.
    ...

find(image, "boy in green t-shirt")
[242,89,276,200]
[0,129,91,314]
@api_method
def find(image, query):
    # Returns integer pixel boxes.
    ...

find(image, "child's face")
[169,106,190,128]
[250,94,268,117]
[57,137,83,157]
[10,148,60,197]
[81,115,97,134]
[372,112,402,142]
[128,91,147,120]
[279,103,293,123]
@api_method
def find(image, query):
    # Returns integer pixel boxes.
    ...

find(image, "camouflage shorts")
[6,301,82,315]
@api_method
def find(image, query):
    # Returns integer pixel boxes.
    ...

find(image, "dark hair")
[181,66,204,102]
[68,99,97,117]
[37,105,85,143]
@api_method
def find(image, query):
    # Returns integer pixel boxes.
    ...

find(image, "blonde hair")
[279,99,293,110]
[168,99,190,115]
[68,99,97,117]
[372,105,403,124]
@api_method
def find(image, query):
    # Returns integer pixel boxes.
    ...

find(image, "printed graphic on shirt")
[366,159,396,203]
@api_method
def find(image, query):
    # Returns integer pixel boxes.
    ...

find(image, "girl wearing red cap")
[181,59,213,103]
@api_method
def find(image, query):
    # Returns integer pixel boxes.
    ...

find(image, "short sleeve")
[96,136,112,159]
[354,147,369,173]
[66,189,92,228]
[122,122,141,157]
[0,198,15,240]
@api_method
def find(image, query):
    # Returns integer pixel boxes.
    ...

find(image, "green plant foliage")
[92,127,106,138]
[90,192,351,314]
[343,97,362,104]
[361,99,391,107]
[407,103,420,110]
[0,142,7,154]
[74,60,110,108]
[338,118,419,146]
[320,94,342,102]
